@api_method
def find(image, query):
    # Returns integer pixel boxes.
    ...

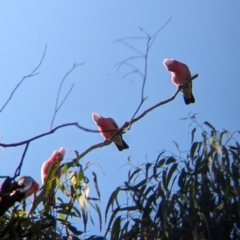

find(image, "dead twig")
[13,143,29,179]
[0,122,100,148]
[50,63,84,129]
[0,44,47,112]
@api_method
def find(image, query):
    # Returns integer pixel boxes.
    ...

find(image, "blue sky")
[0,1,240,236]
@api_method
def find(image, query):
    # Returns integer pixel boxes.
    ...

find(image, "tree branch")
[63,74,199,168]
[115,18,172,123]
[0,44,47,112]
[13,143,29,179]
[129,74,199,127]
[0,122,99,148]
[50,63,84,130]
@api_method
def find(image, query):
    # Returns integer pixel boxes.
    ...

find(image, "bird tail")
[183,93,195,105]
[115,138,129,151]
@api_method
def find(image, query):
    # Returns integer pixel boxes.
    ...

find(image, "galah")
[0,176,39,216]
[92,112,129,151]
[41,147,65,184]
[163,59,195,104]
[17,176,39,198]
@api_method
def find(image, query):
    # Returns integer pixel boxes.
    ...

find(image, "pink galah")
[0,176,39,216]
[163,59,195,104]
[17,176,39,198]
[92,112,129,151]
[41,147,65,184]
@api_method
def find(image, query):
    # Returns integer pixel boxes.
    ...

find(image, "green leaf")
[64,163,68,182]
[191,127,196,143]
[195,156,202,172]
[178,169,186,189]
[72,205,81,218]
[209,135,215,145]
[57,209,77,217]
[156,158,166,168]
[105,187,120,222]
[92,172,100,200]
[74,150,79,157]
[222,145,230,168]
[128,168,141,183]
[57,197,64,203]
[94,203,102,232]
[144,186,155,197]
[111,216,121,240]
[56,177,65,193]
[165,163,178,188]
[58,213,65,221]
[153,165,157,180]
[67,224,83,235]
[156,150,166,162]
[55,177,61,188]
[203,121,216,131]
[145,163,152,179]
[132,179,147,189]
[219,130,228,145]
[120,221,129,238]
[194,164,208,175]
[190,142,199,160]
[162,170,166,190]
[45,161,60,196]
[172,140,180,151]
[170,174,178,191]
[166,157,176,165]
[104,208,119,238]
[78,171,84,182]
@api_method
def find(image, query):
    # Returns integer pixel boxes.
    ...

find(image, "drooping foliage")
[1,119,240,239]
[0,159,103,240]
[105,120,240,240]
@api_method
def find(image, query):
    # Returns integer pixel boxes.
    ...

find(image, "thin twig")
[115,56,144,72]
[0,122,99,148]
[128,36,150,121]
[64,141,112,169]
[0,44,47,112]
[50,63,84,130]
[57,83,74,111]
[132,18,172,120]
[113,36,147,42]
[152,16,173,38]
[119,62,144,79]
[115,40,145,56]
[130,74,199,126]
[122,70,143,80]
[115,18,172,123]
[13,143,29,179]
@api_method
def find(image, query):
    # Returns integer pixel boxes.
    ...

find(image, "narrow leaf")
[166,157,176,165]
[111,216,121,240]
[203,121,216,131]
[92,172,101,200]
[165,163,178,189]
[105,187,120,222]
[190,142,199,160]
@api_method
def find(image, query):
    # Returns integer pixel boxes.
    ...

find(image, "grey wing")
[109,118,119,129]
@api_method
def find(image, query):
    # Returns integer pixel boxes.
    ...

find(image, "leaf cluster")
[0,160,102,240]
[105,122,240,240]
